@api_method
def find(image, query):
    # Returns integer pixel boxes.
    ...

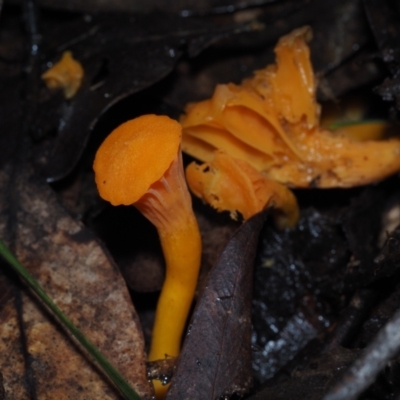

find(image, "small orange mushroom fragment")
[93,115,202,397]
[181,26,400,190]
[186,150,299,228]
[42,51,84,99]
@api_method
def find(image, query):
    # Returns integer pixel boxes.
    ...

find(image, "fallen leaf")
[166,211,267,400]
[33,11,256,182]
[0,166,152,399]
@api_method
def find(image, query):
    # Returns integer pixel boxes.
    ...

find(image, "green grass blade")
[0,238,142,400]
[328,119,385,130]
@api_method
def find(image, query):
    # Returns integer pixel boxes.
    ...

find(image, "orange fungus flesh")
[181,26,400,192]
[41,51,84,99]
[186,151,299,227]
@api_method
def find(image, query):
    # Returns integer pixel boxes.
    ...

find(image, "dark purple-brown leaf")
[166,211,267,400]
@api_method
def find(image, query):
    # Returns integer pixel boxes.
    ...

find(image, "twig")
[323,306,400,400]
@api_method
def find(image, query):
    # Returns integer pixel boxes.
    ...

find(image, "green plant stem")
[0,238,142,400]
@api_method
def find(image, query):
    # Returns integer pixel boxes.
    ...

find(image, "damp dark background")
[3,0,400,399]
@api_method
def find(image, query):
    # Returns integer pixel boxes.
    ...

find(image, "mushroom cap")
[93,114,182,206]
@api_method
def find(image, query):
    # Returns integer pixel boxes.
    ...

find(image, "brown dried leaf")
[166,211,267,400]
[0,166,153,399]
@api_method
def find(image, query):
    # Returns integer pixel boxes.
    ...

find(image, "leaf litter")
[0,166,153,399]
[33,10,259,182]
[3,1,400,399]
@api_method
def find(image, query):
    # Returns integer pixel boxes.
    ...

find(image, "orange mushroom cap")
[94,114,181,206]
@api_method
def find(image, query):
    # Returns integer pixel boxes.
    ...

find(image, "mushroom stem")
[150,216,201,358]
[92,115,202,398]
[136,153,202,361]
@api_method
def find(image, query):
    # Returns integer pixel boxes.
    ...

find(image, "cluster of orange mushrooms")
[181,26,400,209]
[92,27,400,397]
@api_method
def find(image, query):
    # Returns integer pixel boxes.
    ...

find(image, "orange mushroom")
[186,150,299,228]
[181,26,400,190]
[93,114,202,397]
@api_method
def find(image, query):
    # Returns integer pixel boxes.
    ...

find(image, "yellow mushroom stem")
[137,152,202,361]
[186,150,299,228]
